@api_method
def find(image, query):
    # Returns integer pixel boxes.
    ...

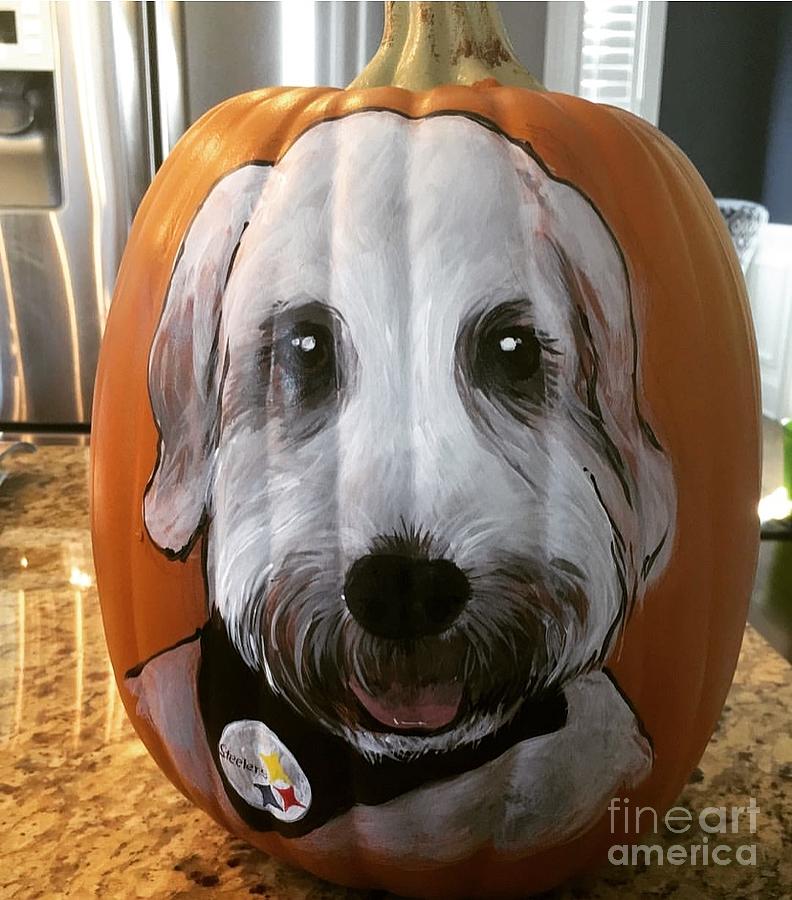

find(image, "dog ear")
[144,164,271,558]
[513,150,677,592]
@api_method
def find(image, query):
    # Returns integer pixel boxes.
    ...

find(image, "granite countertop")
[0,446,790,899]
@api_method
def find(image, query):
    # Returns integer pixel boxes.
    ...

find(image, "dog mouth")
[349,675,464,732]
[345,632,470,734]
[263,555,578,741]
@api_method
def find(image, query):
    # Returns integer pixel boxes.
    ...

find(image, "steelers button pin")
[219,720,312,822]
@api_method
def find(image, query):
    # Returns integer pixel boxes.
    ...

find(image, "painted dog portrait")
[127,110,676,863]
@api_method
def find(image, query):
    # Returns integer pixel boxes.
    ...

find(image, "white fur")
[145,112,676,762]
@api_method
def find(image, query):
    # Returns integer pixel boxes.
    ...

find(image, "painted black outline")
[125,627,202,679]
[603,665,655,754]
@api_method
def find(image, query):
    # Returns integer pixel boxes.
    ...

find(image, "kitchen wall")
[658,1,790,224]
[182,1,547,126]
[762,4,792,225]
[500,1,546,83]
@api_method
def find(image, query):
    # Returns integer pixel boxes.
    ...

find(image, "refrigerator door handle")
[150,0,189,166]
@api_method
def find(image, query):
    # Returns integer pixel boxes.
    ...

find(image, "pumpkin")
[91,2,761,897]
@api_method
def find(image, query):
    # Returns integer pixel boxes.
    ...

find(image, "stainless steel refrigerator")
[0,0,546,431]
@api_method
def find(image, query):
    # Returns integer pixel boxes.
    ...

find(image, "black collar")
[197,611,567,837]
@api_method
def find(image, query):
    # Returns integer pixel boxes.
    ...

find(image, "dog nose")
[343,554,470,640]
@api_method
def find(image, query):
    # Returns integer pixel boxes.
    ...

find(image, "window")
[543,0,667,125]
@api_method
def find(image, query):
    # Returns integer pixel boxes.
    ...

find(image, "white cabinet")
[746,224,792,422]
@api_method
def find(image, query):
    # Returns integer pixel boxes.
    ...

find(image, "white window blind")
[544,0,667,125]
[579,2,644,110]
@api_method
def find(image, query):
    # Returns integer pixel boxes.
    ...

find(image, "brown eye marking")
[458,300,560,418]
[276,319,338,407]
[258,301,346,416]
[480,324,543,389]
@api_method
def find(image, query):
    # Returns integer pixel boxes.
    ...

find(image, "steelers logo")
[218,720,311,822]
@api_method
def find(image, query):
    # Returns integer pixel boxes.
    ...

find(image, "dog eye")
[285,323,332,372]
[474,321,544,401]
[485,327,542,383]
[275,320,338,407]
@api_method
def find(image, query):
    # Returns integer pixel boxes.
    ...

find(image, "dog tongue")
[351,678,463,732]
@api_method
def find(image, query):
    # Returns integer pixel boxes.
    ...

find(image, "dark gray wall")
[658,2,791,222]
[762,4,792,224]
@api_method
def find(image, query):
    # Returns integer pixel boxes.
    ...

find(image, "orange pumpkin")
[91,3,760,897]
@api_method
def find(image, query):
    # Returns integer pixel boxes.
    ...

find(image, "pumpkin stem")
[349,1,545,91]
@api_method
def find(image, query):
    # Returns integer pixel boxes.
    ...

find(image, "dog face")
[145,112,675,760]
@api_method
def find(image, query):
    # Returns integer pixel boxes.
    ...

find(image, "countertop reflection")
[0,446,790,899]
